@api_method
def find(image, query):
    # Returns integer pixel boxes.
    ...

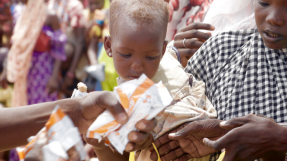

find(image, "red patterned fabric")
[166,0,213,41]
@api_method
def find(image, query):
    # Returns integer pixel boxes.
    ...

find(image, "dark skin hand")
[0,91,155,152]
[174,22,214,67]
[150,119,228,161]
[84,119,156,161]
[204,114,286,161]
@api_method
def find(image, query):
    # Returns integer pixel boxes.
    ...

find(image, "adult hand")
[203,114,286,161]
[77,91,128,134]
[79,91,157,152]
[150,119,228,161]
[84,119,156,153]
[174,22,214,67]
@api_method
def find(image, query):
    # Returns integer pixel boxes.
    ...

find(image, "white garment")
[202,0,256,35]
[134,46,217,161]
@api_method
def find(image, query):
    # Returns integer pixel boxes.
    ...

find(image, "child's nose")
[131,60,144,70]
[266,10,285,26]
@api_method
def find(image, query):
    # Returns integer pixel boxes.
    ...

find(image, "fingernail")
[211,25,215,30]
[126,144,133,151]
[202,138,206,144]
[169,133,175,137]
[138,122,146,130]
[220,121,227,126]
[150,150,154,153]
[117,113,128,123]
[203,138,208,144]
[131,134,137,141]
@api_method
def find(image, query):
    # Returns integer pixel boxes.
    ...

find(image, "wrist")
[273,124,287,152]
[58,98,82,128]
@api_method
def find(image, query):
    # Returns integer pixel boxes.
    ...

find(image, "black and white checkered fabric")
[185,29,287,160]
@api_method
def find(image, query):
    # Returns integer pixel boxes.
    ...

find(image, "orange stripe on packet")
[17,151,25,160]
[89,120,119,138]
[45,107,66,130]
[128,78,154,114]
[116,88,129,109]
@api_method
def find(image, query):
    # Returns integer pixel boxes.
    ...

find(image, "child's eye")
[146,56,158,60]
[258,0,269,7]
[120,53,131,58]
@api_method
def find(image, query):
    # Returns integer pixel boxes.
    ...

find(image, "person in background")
[47,0,87,97]
[8,0,67,106]
[150,0,287,160]
[84,0,108,65]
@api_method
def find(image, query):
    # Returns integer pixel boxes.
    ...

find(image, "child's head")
[104,0,169,81]
[254,0,287,49]
[89,0,105,12]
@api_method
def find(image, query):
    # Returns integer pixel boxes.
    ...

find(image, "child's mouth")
[128,76,140,80]
[263,30,283,43]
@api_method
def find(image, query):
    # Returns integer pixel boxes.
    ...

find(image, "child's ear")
[104,35,112,57]
[161,40,168,58]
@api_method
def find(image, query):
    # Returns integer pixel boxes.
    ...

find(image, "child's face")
[89,0,105,12]
[254,0,287,49]
[104,19,167,81]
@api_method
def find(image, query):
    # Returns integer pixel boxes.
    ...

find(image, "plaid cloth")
[185,29,287,160]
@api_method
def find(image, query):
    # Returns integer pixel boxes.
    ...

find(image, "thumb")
[168,123,196,140]
[203,138,223,152]
[219,118,248,130]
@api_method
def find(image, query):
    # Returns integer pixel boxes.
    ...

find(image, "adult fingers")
[177,48,198,58]
[128,131,150,145]
[174,38,204,49]
[219,116,252,129]
[174,154,193,161]
[135,119,157,133]
[203,135,234,153]
[180,22,215,32]
[160,147,185,161]
[168,122,199,140]
[95,91,128,124]
[174,30,211,41]
[152,132,173,150]
[158,140,180,156]
[126,133,153,152]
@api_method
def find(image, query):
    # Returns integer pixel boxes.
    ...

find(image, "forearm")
[273,124,287,152]
[262,151,285,161]
[94,146,128,161]
[87,38,98,65]
[0,98,81,151]
[52,59,61,77]
[68,28,85,73]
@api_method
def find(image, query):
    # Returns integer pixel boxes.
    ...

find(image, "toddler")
[93,0,217,160]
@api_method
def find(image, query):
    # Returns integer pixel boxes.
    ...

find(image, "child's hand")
[84,118,157,153]
[83,136,107,150]
[125,119,157,152]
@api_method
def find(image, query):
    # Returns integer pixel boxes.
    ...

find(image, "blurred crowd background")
[0,0,213,160]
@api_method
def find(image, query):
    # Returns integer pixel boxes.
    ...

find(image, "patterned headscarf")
[7,0,46,107]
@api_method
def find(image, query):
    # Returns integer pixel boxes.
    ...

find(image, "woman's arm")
[0,91,129,151]
[0,91,157,156]
[0,98,80,151]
